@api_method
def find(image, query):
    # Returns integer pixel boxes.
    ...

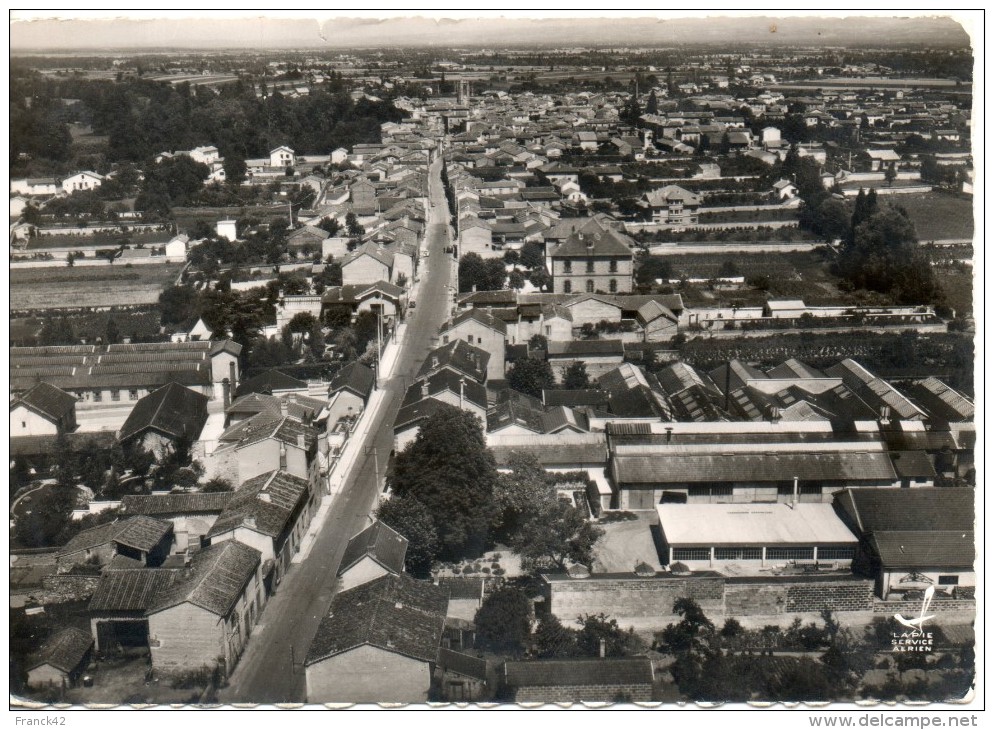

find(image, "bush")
[598,510,639,524]
[720,618,745,639]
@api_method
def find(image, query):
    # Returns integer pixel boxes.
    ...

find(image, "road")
[219,154,454,704]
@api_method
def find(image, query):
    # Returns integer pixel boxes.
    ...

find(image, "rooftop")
[657,502,858,547]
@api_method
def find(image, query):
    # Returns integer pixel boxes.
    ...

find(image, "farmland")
[10,262,183,311]
[26,230,170,250]
[892,192,975,242]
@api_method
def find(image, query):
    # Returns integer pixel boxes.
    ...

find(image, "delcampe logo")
[892,585,935,652]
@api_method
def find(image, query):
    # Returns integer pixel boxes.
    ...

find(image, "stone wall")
[513,683,653,703]
[546,574,876,623]
[872,598,976,616]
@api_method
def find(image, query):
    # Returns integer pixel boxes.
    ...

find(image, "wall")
[27,664,69,690]
[343,256,390,286]
[10,406,58,437]
[305,644,431,703]
[338,556,389,593]
[563,299,622,327]
[546,574,875,624]
[880,570,976,601]
[148,602,223,673]
[445,322,506,380]
[513,682,652,703]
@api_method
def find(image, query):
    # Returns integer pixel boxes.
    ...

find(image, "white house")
[62,171,104,194]
[164,234,190,260]
[216,220,238,241]
[270,146,296,168]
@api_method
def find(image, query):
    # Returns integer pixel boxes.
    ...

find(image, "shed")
[26,627,94,690]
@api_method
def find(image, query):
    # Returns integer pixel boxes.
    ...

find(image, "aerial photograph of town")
[8,10,980,714]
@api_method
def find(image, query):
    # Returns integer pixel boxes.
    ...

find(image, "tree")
[656,597,715,653]
[15,484,76,548]
[104,317,121,345]
[512,500,604,571]
[884,161,897,187]
[645,89,659,115]
[506,358,555,399]
[519,241,545,270]
[491,453,558,542]
[224,155,247,186]
[159,285,201,326]
[287,311,318,334]
[387,404,497,559]
[375,495,440,578]
[202,478,234,493]
[459,253,506,293]
[474,585,531,654]
[533,614,580,658]
[576,614,646,658]
[635,256,673,286]
[562,361,590,390]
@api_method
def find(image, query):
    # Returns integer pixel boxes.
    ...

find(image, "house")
[416,339,490,385]
[10,382,77,437]
[118,382,210,460]
[642,185,701,225]
[547,339,625,380]
[636,300,680,341]
[235,369,308,398]
[287,225,329,256]
[206,410,321,491]
[546,222,634,296]
[147,540,264,675]
[56,516,174,574]
[88,568,180,653]
[10,177,59,196]
[435,648,490,702]
[163,234,190,260]
[269,146,296,168]
[120,492,233,554]
[501,657,654,702]
[205,470,316,590]
[401,370,488,434]
[10,195,29,218]
[834,488,975,599]
[342,243,395,286]
[656,502,858,569]
[440,309,507,381]
[320,281,405,320]
[304,574,448,703]
[772,179,799,200]
[225,392,325,430]
[61,171,103,194]
[325,361,375,426]
[394,398,454,453]
[336,520,409,592]
[25,627,95,691]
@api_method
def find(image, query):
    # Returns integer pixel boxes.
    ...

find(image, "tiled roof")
[11,382,77,422]
[888,451,937,479]
[89,569,178,612]
[218,411,318,451]
[443,308,508,336]
[541,389,609,408]
[121,492,233,516]
[437,577,484,601]
[504,657,653,688]
[305,574,448,665]
[225,392,325,422]
[870,531,975,570]
[549,226,633,258]
[416,339,489,384]
[437,647,488,681]
[27,627,93,673]
[613,452,898,485]
[547,339,625,357]
[905,378,975,422]
[148,540,261,618]
[836,487,974,533]
[207,470,310,541]
[236,369,308,397]
[328,362,375,399]
[394,397,449,432]
[339,521,409,576]
[58,516,173,558]
[118,382,209,444]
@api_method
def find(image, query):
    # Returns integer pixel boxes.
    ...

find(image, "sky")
[8,11,974,52]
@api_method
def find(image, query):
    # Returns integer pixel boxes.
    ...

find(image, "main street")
[220,153,454,703]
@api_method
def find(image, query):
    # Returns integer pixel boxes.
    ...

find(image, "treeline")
[10,70,407,174]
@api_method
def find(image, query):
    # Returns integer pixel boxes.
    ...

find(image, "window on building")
[816,547,855,561]
[766,547,815,561]
[111,390,121,402]
[938,575,959,586]
[672,548,710,561]
[21,421,26,429]
[609,259,618,273]
[563,280,572,294]
[586,280,594,293]
[563,261,572,273]
[129,389,139,401]
[586,259,595,273]
[609,279,618,293]
[715,548,762,561]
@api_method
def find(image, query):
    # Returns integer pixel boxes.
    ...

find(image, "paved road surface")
[219,155,454,704]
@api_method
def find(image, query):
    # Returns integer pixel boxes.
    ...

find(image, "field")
[10,263,184,311]
[892,192,975,241]
[27,230,170,250]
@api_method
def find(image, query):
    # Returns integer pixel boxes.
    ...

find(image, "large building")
[545,220,634,296]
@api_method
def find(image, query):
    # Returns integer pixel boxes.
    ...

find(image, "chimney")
[229,361,237,391]
[245,516,257,528]
[297,434,306,448]
[665,426,673,444]
[279,442,287,469]
[879,405,891,424]
[258,492,272,503]
[280,401,289,417]
[432,355,439,369]
[599,639,606,659]
[769,406,781,424]
[222,378,231,408]
[421,380,429,398]
[459,377,466,410]
[790,475,799,509]
[288,394,297,404]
